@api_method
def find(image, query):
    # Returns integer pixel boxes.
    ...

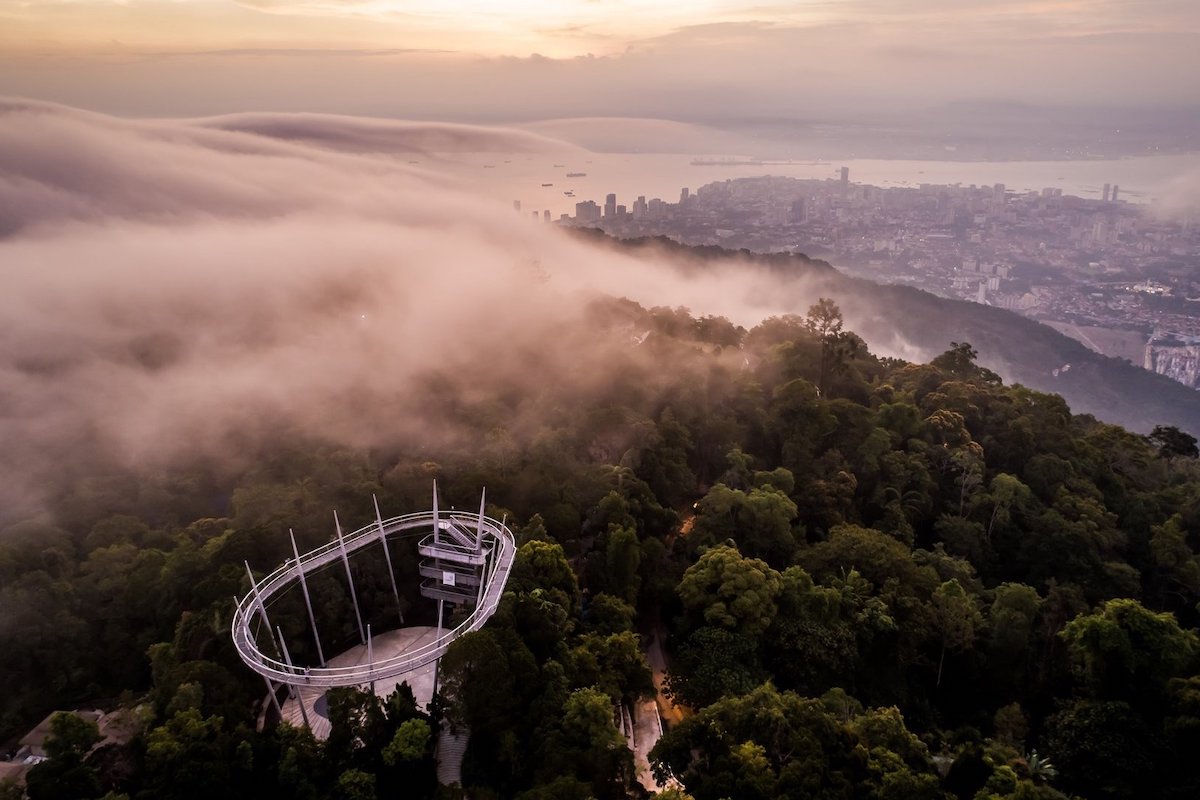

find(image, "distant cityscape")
[530,169,1200,390]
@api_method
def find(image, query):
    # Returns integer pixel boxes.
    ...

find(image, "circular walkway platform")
[280,625,442,740]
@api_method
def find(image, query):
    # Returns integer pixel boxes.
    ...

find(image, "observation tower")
[231,484,515,734]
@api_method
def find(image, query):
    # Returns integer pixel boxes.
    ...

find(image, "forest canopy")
[3,297,1200,800]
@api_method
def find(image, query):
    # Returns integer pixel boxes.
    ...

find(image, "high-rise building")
[604,193,617,218]
[1111,184,1120,203]
[840,166,850,185]
[993,183,1005,202]
[790,198,806,223]
[1103,183,1112,202]
[679,187,690,204]
[575,200,601,223]
[632,195,648,219]
[543,210,551,222]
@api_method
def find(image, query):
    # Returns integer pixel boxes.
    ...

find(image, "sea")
[426,151,1200,221]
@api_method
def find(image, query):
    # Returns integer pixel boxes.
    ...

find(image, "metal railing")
[231,510,516,688]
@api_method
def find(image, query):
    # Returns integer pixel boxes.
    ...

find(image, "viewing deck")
[232,507,515,689]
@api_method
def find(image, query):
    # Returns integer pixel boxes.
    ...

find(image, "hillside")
[598,233,1200,436]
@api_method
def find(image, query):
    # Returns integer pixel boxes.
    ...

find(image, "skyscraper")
[790,198,806,223]
[840,166,850,185]
[1111,185,1120,203]
[1103,183,1111,202]
[679,187,690,204]
[604,193,617,218]
[575,200,601,223]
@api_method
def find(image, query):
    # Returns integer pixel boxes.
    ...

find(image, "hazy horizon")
[3,1,1198,141]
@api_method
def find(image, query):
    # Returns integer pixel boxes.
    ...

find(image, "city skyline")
[558,169,1200,389]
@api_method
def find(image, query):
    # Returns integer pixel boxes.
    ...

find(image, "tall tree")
[804,297,855,397]
[930,579,983,688]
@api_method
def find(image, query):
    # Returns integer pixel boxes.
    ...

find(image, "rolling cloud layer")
[0,99,856,520]
[4,99,1197,524]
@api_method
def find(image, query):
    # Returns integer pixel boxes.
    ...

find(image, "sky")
[2,1,1198,121]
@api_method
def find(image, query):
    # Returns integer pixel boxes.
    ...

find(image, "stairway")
[436,724,469,786]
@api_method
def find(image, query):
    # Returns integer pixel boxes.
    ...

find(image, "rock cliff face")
[1146,341,1200,389]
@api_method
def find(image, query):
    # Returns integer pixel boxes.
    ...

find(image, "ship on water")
[689,158,830,166]
[566,172,587,177]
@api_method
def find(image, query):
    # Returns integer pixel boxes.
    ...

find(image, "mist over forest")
[4,99,1200,800]
[0,99,877,519]
[3,100,1197,520]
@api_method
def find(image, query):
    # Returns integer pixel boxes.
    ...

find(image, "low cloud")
[0,99,851,520]
[519,117,754,154]
[1153,166,1200,220]
[193,111,582,155]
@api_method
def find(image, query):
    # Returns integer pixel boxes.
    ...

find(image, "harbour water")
[427,151,1200,220]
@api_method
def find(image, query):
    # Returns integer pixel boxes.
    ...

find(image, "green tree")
[604,524,641,606]
[976,473,1034,544]
[569,631,653,705]
[382,718,431,766]
[440,630,517,733]
[691,484,798,567]
[1060,598,1199,699]
[1148,424,1199,460]
[677,545,781,636]
[665,626,766,709]
[993,702,1029,748]
[141,709,233,800]
[1148,514,1200,611]
[987,583,1042,687]
[24,712,102,800]
[537,687,632,799]
[43,712,102,763]
[930,341,1001,385]
[509,541,579,615]
[335,768,377,800]
[651,683,942,800]
[583,593,636,635]
[931,579,983,688]
[1045,700,1160,800]
[805,297,858,397]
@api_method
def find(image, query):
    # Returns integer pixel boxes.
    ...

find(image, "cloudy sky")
[2,1,1198,120]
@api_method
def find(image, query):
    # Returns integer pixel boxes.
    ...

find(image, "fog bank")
[2,99,869,517]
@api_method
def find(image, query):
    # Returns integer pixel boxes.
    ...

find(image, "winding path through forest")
[630,627,686,792]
